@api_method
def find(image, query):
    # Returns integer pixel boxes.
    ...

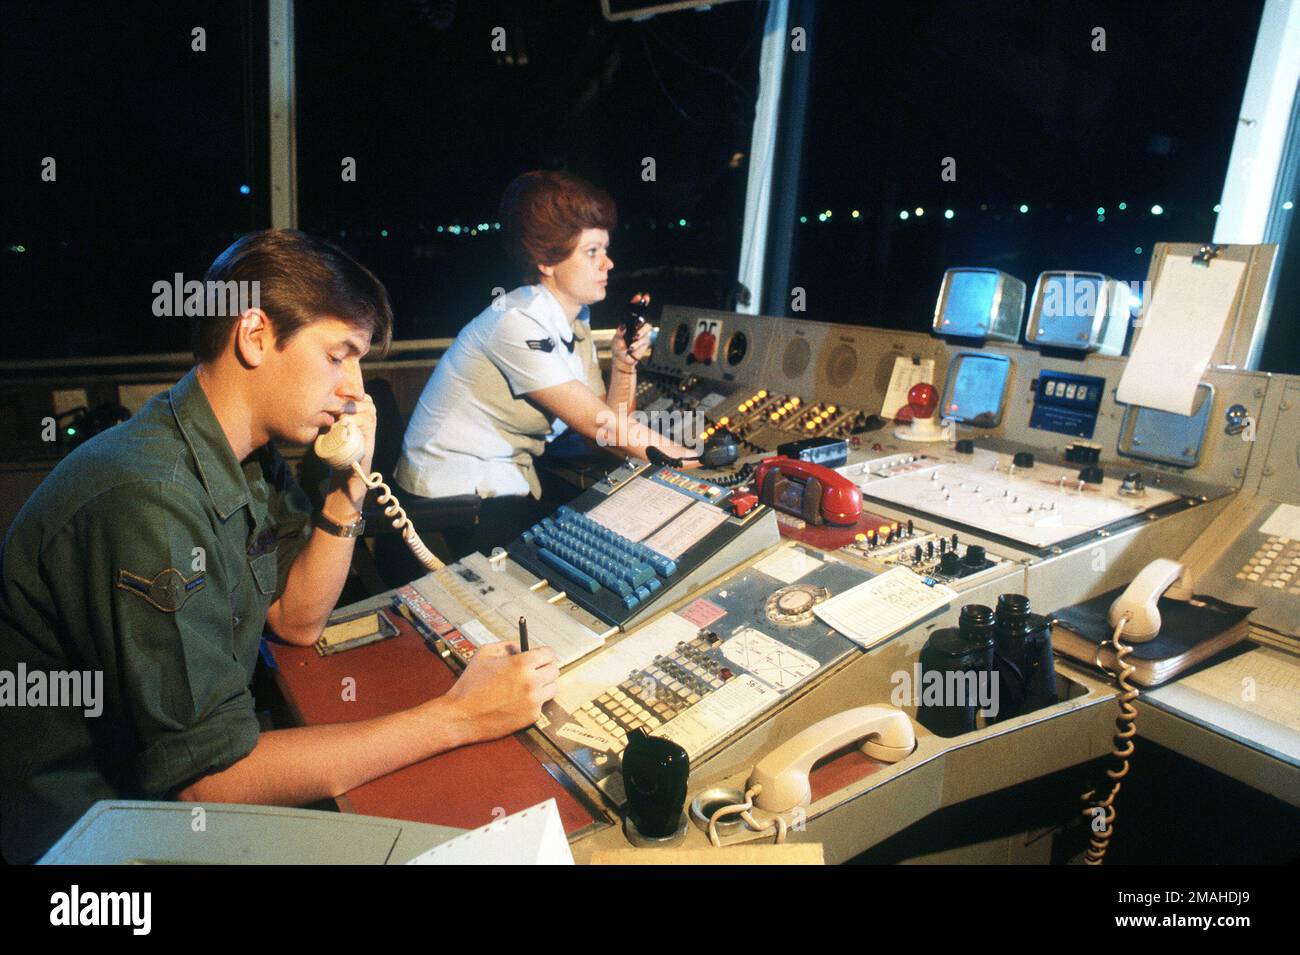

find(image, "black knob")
[955,439,974,454]
[1012,451,1035,468]
[914,544,923,564]
[939,551,962,575]
[1079,446,1100,464]
[963,544,986,566]
[1079,465,1104,484]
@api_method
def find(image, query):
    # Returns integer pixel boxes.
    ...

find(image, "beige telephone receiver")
[706,705,916,846]
[1106,557,1189,642]
[314,418,444,572]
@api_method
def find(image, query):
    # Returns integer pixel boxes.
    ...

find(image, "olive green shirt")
[0,368,311,863]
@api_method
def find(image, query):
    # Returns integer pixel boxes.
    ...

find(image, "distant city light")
[851,209,861,219]
[1097,215,1105,222]
[494,222,501,229]
[1150,204,1164,216]
[799,215,808,224]
[824,209,832,219]
[1096,207,1105,215]
[380,229,389,237]
[817,213,827,222]
[944,209,954,219]
[1018,204,1029,214]
[1135,247,1143,254]
[678,218,686,227]
[899,210,910,220]
[914,207,924,217]
[239,184,251,195]
[1118,202,1127,210]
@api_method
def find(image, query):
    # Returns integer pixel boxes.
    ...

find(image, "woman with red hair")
[394,170,696,561]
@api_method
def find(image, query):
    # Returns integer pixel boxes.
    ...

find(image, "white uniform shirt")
[395,285,606,499]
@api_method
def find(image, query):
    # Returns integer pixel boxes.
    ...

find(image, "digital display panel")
[1030,370,1107,438]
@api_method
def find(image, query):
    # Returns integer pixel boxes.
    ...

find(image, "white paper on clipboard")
[1116,255,1244,415]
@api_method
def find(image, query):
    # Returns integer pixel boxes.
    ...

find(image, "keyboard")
[521,505,678,611]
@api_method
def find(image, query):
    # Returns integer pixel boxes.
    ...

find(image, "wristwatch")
[313,510,366,539]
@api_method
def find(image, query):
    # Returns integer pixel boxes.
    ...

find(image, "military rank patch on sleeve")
[526,337,556,353]
[116,567,207,613]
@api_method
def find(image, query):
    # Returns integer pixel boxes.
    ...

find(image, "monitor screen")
[941,352,1012,427]
[938,271,999,337]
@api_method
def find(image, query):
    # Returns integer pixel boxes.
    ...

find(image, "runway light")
[494,222,501,229]
[1018,204,1029,214]
[800,215,808,223]
[1118,202,1127,210]
[899,210,909,220]
[678,218,686,227]
[851,209,860,219]
[818,213,827,222]
[1150,204,1164,216]
[824,209,832,219]
[944,209,954,220]
[1096,207,1105,215]
[914,207,924,217]
[238,184,251,195]
[380,229,389,237]
[437,225,444,232]
[1135,247,1143,254]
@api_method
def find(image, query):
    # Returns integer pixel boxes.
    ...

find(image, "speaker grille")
[826,343,858,387]
[782,337,812,379]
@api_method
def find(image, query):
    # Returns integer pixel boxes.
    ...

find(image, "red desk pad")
[267,615,604,837]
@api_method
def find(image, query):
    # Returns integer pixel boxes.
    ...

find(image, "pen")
[518,616,529,652]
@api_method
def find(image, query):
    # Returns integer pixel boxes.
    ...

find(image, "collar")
[169,368,255,521]
[522,284,589,346]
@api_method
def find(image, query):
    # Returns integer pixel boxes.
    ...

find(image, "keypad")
[574,632,730,754]
[1236,536,1300,595]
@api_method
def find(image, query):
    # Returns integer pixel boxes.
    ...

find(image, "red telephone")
[753,456,862,526]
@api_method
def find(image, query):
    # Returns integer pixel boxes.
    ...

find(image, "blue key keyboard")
[520,505,677,610]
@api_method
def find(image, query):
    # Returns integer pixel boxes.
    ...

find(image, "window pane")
[295,0,764,339]
[1,1,269,361]
[782,0,1264,331]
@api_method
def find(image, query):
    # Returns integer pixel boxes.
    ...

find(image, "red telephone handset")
[753,456,862,526]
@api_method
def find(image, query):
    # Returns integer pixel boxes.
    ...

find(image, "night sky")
[1,0,1267,360]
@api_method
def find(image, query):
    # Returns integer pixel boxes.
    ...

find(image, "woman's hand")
[612,292,653,372]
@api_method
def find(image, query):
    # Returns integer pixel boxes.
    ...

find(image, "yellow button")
[757,389,767,398]
[855,533,867,542]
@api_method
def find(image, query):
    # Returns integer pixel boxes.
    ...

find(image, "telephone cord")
[707,784,788,848]
[352,463,445,572]
[1080,613,1138,865]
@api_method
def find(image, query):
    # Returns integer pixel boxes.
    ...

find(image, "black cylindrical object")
[990,593,1058,722]
[916,604,996,737]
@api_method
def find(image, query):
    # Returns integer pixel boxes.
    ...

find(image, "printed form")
[587,478,693,542]
[814,567,957,649]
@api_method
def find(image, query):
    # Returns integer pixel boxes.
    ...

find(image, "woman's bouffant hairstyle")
[499,170,617,283]
[193,229,393,362]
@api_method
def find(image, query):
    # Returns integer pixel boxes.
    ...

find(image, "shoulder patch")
[526,337,556,353]
[116,567,207,613]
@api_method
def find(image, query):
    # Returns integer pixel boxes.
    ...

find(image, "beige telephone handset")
[706,706,916,846]
[314,418,444,572]
[1106,557,1189,642]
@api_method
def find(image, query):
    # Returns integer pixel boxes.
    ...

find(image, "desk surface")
[268,621,607,838]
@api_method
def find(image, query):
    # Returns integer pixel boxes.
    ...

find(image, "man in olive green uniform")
[0,230,558,863]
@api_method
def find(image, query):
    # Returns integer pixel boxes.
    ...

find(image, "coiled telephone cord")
[1080,613,1138,865]
[707,784,788,848]
[352,463,445,572]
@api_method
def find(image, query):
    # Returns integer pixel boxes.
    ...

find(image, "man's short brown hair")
[499,171,618,284]
[192,229,393,362]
